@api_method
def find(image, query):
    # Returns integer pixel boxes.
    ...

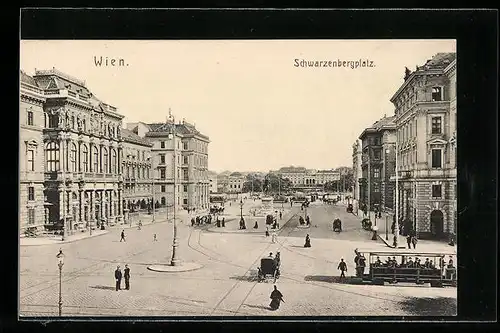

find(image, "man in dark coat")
[222,217,225,227]
[124,264,131,290]
[338,258,348,279]
[115,266,122,291]
[120,230,126,242]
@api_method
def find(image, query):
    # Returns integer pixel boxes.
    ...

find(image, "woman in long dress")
[269,285,284,310]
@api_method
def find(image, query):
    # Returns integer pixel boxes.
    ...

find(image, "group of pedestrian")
[406,233,418,249]
[114,264,131,291]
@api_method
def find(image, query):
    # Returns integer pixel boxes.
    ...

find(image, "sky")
[20,40,456,173]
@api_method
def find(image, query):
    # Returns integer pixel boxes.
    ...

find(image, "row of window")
[124,165,150,179]
[395,86,444,112]
[363,183,444,199]
[45,142,119,174]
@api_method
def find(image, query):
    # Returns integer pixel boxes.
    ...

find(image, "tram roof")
[356,248,457,257]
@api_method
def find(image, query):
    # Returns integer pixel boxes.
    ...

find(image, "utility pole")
[394,140,400,247]
[169,110,180,266]
[367,147,371,222]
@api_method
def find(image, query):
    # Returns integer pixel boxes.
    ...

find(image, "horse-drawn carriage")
[346,203,353,213]
[258,257,281,282]
[361,218,372,231]
[333,218,342,232]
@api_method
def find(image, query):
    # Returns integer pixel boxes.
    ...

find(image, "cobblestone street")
[20,202,456,317]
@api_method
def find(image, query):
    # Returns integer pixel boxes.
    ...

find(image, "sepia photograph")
[19,39,458,318]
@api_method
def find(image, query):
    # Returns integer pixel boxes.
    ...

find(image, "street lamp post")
[147,157,156,223]
[169,111,180,266]
[56,249,65,316]
[239,199,244,220]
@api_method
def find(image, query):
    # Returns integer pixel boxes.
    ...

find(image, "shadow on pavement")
[304,275,362,285]
[90,285,115,290]
[398,297,457,316]
[242,304,272,311]
[289,245,308,248]
[229,274,259,282]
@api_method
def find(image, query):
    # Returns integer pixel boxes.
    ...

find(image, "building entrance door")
[95,204,100,221]
[430,210,444,239]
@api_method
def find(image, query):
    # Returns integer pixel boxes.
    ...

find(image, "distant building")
[227,172,245,193]
[208,171,218,193]
[390,52,456,240]
[275,166,340,190]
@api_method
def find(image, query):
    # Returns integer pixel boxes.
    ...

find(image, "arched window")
[45,142,60,172]
[111,149,117,174]
[92,146,99,172]
[82,144,89,172]
[102,147,108,174]
[70,143,77,172]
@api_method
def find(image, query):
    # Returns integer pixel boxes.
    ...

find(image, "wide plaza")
[19,199,457,317]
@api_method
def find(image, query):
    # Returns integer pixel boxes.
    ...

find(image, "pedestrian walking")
[114,266,122,291]
[124,264,131,290]
[271,231,277,243]
[406,234,412,249]
[253,221,258,229]
[153,233,157,241]
[338,258,347,279]
[265,225,270,237]
[411,235,418,249]
[222,217,225,227]
[269,285,284,310]
[120,230,126,242]
[304,234,311,248]
[279,211,282,220]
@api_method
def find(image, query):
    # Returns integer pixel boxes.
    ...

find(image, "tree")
[335,166,354,192]
[263,173,292,194]
[242,174,263,193]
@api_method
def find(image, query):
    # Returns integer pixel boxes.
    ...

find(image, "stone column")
[117,188,122,224]
[89,191,94,226]
[78,140,82,173]
[78,189,83,225]
[100,190,105,224]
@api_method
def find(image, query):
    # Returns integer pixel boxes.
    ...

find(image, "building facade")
[352,140,362,201]
[20,68,125,235]
[208,171,218,193]
[390,53,457,240]
[121,128,153,221]
[359,116,396,212]
[129,119,210,213]
[277,166,340,190]
[217,174,228,193]
[227,172,245,193]
[20,71,46,233]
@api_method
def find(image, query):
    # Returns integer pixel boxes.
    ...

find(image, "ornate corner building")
[390,53,457,240]
[20,68,125,235]
[20,68,210,235]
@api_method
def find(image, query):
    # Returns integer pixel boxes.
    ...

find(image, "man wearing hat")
[406,257,414,268]
[114,265,122,291]
[124,264,131,290]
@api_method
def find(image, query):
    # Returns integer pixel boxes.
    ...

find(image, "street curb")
[377,234,406,249]
[20,230,110,247]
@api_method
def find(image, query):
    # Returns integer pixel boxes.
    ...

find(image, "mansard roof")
[121,129,153,147]
[20,70,39,87]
